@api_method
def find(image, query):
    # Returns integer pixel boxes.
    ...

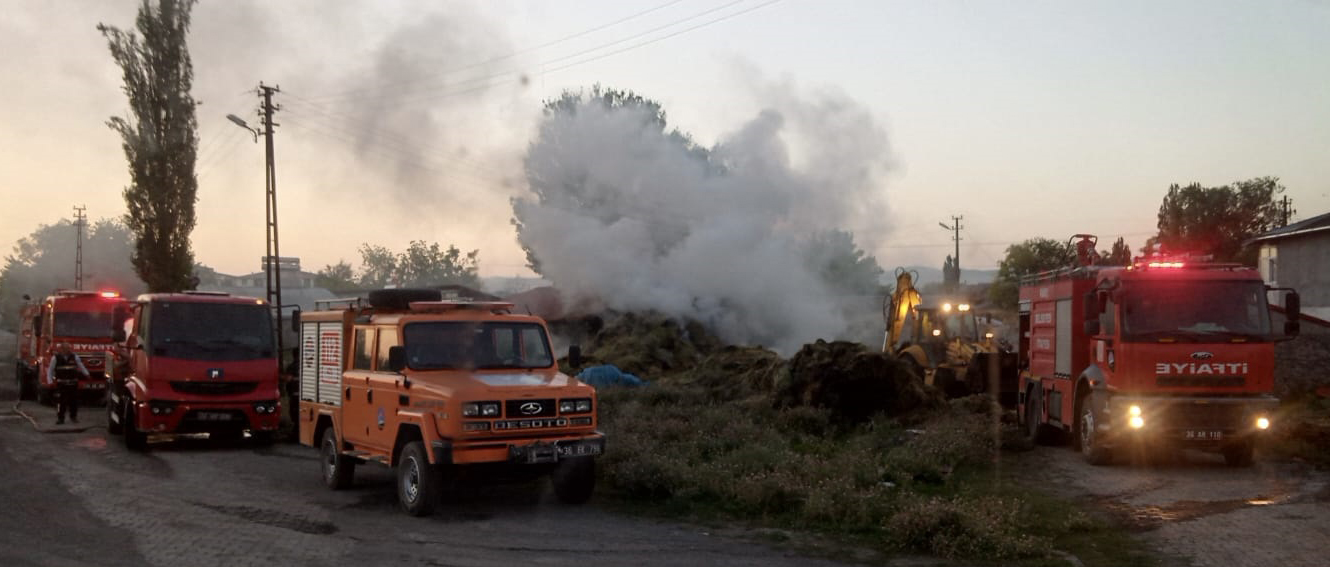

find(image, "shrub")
[887,495,1050,559]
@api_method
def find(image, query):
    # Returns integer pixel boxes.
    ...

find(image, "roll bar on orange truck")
[296,289,605,516]
[1017,240,1300,466]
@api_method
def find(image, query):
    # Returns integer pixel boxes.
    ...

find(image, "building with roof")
[1250,211,1330,331]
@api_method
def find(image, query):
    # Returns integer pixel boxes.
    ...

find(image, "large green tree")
[1100,237,1133,266]
[355,241,480,289]
[802,230,884,296]
[1154,177,1284,265]
[0,219,145,327]
[315,260,357,291]
[988,238,1074,310]
[98,0,200,292]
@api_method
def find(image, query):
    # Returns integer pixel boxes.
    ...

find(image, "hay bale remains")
[571,312,722,379]
[777,340,944,423]
[674,345,787,401]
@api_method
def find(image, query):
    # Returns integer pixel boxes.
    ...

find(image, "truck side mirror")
[1285,292,1301,337]
[1083,319,1101,336]
[387,346,407,372]
[113,329,126,342]
[290,308,301,333]
[1082,293,1100,319]
[568,344,583,369]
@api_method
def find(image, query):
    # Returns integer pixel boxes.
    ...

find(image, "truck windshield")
[54,310,117,339]
[403,322,554,370]
[1121,280,1272,341]
[149,302,274,361]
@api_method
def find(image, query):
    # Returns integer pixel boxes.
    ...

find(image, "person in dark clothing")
[47,343,89,424]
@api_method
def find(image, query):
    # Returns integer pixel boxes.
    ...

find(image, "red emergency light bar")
[99,290,120,298]
[1145,262,1185,268]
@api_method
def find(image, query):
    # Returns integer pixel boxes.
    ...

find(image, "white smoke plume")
[513,83,893,354]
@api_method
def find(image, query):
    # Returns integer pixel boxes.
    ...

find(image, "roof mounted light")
[942,303,953,312]
[99,290,120,298]
[958,303,971,312]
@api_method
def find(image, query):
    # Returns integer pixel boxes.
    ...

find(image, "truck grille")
[1157,403,1246,430]
[1156,376,1245,388]
[170,381,258,396]
[505,399,556,418]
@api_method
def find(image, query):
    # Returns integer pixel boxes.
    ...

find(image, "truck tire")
[1078,398,1112,466]
[551,456,595,505]
[397,441,439,516]
[321,427,355,490]
[1223,439,1255,467]
[123,403,148,452]
[106,396,123,435]
[16,364,34,401]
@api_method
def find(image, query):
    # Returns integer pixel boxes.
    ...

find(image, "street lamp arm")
[226,114,259,143]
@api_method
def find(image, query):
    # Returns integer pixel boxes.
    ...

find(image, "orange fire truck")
[108,291,282,450]
[296,289,604,516]
[14,290,126,404]
[1018,236,1300,466]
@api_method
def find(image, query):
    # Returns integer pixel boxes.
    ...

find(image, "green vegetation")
[1265,396,1330,469]
[595,384,1155,565]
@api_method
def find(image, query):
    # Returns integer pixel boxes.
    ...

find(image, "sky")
[1,0,1327,280]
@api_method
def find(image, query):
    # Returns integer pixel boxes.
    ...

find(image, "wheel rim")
[323,439,337,481]
[403,457,420,503]
[1080,407,1095,452]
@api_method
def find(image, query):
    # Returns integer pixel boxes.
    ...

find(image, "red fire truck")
[15,290,127,404]
[1018,236,1300,466]
[108,291,282,450]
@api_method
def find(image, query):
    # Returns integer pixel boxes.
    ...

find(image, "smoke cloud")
[514,82,894,354]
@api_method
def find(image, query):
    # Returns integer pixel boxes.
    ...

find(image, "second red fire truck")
[1018,236,1299,466]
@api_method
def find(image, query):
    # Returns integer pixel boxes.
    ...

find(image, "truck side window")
[1100,298,1116,335]
[375,328,399,371]
[353,328,375,371]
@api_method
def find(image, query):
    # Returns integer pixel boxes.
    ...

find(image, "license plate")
[1184,430,1223,440]
[197,412,234,422]
[557,442,602,457]
[525,444,558,464]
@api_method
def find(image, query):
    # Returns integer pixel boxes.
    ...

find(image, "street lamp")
[227,114,258,142]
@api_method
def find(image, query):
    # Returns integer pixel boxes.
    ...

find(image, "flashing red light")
[99,290,120,298]
[1145,262,1185,269]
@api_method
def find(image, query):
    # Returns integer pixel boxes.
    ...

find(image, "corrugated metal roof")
[1249,210,1330,243]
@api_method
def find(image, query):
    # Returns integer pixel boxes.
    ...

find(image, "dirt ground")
[1024,443,1330,567]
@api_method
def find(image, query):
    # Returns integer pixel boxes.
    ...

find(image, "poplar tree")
[98,0,200,292]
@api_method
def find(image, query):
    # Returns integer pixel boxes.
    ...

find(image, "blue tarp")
[577,364,645,389]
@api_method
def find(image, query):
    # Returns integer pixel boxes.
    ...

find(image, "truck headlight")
[1129,416,1144,429]
[481,403,500,417]
[1128,405,1141,417]
[559,398,593,414]
[1256,417,1270,430]
[462,403,479,417]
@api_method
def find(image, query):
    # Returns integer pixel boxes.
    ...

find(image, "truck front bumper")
[135,399,282,434]
[432,432,606,465]
[1101,395,1278,448]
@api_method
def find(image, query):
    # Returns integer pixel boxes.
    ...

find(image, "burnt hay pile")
[566,311,942,422]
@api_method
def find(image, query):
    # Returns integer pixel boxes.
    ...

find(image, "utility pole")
[938,215,963,289]
[259,83,284,373]
[73,205,87,290]
[1280,196,1296,227]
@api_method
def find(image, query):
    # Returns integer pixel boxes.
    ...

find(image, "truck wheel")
[123,403,148,452]
[321,428,355,490]
[551,456,596,505]
[16,364,33,401]
[1078,399,1112,466]
[397,441,439,516]
[106,397,123,435]
[1223,440,1255,467]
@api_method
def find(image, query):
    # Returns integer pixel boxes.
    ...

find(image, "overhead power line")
[305,0,688,103]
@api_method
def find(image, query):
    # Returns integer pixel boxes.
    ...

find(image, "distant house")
[1249,211,1330,332]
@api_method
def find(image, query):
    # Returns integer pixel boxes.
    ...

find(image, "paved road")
[1026,442,1330,567]
[0,377,867,567]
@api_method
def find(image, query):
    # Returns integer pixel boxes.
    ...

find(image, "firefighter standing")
[47,343,89,424]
